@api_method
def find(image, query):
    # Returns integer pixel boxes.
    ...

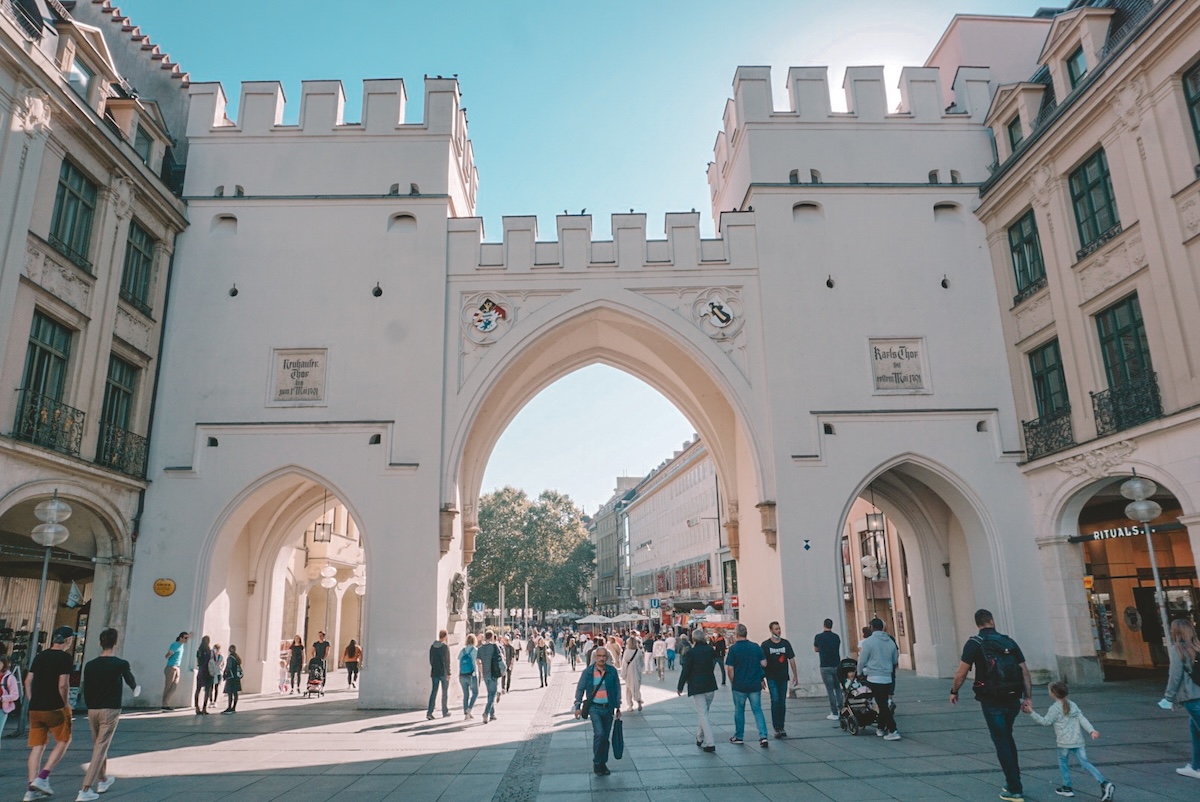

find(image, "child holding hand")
[1028,681,1114,800]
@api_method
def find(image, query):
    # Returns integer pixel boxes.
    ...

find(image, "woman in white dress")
[621,634,644,711]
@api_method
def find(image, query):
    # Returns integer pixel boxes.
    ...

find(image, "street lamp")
[30,492,71,667]
[1121,473,1169,646]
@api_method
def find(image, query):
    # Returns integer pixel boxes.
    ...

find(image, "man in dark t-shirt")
[949,609,1032,802]
[24,626,76,800]
[813,618,843,720]
[476,631,503,723]
[77,627,138,800]
[710,631,727,685]
[427,630,451,719]
[760,622,797,738]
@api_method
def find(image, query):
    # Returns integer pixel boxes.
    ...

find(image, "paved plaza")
[1,653,1196,801]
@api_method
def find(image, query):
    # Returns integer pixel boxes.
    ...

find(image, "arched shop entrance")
[0,486,130,702]
[1067,476,1195,677]
[200,473,366,694]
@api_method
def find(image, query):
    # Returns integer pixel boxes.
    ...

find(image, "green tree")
[471,487,595,615]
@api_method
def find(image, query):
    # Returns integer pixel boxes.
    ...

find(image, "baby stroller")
[836,657,895,735]
[304,658,325,698]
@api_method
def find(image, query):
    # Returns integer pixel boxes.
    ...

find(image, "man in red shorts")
[23,626,76,801]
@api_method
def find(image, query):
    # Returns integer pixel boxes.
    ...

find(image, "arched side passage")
[446,298,771,561]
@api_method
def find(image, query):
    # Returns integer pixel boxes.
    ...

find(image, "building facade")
[976,0,1200,680]
[0,0,187,682]
[589,477,638,617]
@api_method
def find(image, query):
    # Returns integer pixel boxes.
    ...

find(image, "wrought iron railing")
[1076,222,1123,261]
[1022,406,1074,460]
[1013,274,1047,307]
[47,232,94,274]
[1091,372,1162,437]
[119,288,152,317]
[98,423,148,478]
[3,0,44,39]
[13,389,85,457]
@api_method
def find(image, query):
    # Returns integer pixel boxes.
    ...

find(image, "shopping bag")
[612,717,624,760]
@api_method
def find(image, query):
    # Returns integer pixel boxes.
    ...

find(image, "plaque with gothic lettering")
[269,348,328,406]
[869,338,931,395]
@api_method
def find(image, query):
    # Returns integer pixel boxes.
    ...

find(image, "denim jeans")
[766,677,789,732]
[691,691,715,747]
[482,676,498,718]
[820,666,843,715]
[866,680,895,734]
[1058,745,1105,786]
[1185,698,1200,770]
[427,675,449,716]
[538,661,550,685]
[589,703,615,765]
[981,697,1023,793]
[731,689,768,740]
[459,674,478,713]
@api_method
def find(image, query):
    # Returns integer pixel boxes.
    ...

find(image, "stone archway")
[444,299,777,635]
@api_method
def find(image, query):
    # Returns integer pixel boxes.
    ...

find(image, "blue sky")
[115,0,1049,512]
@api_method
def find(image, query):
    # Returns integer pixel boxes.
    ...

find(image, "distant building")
[588,477,638,616]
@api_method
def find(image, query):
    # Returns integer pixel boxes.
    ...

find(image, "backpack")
[971,634,1023,698]
[459,648,475,674]
[490,646,504,678]
[1186,652,1200,687]
[208,655,220,676]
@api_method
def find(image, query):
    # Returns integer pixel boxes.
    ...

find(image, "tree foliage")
[470,486,595,613]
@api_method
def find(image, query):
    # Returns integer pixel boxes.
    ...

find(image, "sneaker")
[1100,782,1114,802]
[97,777,115,794]
[774,730,787,739]
[1054,788,1074,797]
[759,738,769,748]
[426,713,435,720]
[883,731,902,741]
[24,791,44,802]
[31,778,53,795]
[826,713,839,721]
[1178,765,1200,779]
[875,728,885,736]
[729,736,744,745]
[702,745,716,753]
[76,792,100,802]
[999,791,1025,802]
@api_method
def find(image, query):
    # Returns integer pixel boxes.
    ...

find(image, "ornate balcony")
[1022,406,1075,460]
[98,423,148,479]
[13,390,85,457]
[1091,373,1163,437]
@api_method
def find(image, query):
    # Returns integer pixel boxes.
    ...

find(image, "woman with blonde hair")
[1161,618,1200,779]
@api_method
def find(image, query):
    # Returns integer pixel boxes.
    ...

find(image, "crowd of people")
[4,612,1200,801]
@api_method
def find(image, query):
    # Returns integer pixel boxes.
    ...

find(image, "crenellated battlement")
[708,64,996,228]
[87,0,190,85]
[181,76,477,211]
[447,211,758,274]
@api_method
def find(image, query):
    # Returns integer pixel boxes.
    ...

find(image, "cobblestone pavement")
[1,653,1196,801]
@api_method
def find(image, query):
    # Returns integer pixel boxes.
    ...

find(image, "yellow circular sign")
[153,579,176,597]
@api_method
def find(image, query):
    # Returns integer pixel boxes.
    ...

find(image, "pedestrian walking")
[573,646,622,776]
[666,632,677,670]
[814,618,843,721]
[1028,681,1114,800]
[950,608,1033,802]
[287,635,304,693]
[477,630,503,723]
[652,635,667,679]
[677,632,692,664]
[343,640,362,688]
[459,633,479,718]
[501,636,516,694]
[24,626,76,801]
[162,631,188,710]
[535,637,552,687]
[725,622,769,748]
[312,632,330,687]
[527,634,537,665]
[75,627,138,801]
[678,628,718,752]
[710,630,727,686]
[858,618,900,740]
[194,635,214,715]
[1160,617,1200,780]
[1,656,19,746]
[643,633,655,674]
[207,644,223,710]
[427,629,451,720]
[620,634,643,711]
[761,621,798,738]
[221,645,242,713]
[567,633,579,671]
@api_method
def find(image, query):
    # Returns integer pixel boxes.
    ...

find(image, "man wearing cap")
[23,626,76,801]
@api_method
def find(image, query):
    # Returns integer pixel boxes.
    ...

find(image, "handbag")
[612,718,625,760]
[580,698,592,718]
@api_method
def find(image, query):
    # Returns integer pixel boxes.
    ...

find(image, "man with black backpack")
[950,609,1033,802]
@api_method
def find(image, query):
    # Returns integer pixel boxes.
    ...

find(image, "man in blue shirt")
[724,623,769,747]
[813,618,843,721]
[162,632,188,711]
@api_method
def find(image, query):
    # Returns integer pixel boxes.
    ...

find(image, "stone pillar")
[1036,534,1102,685]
